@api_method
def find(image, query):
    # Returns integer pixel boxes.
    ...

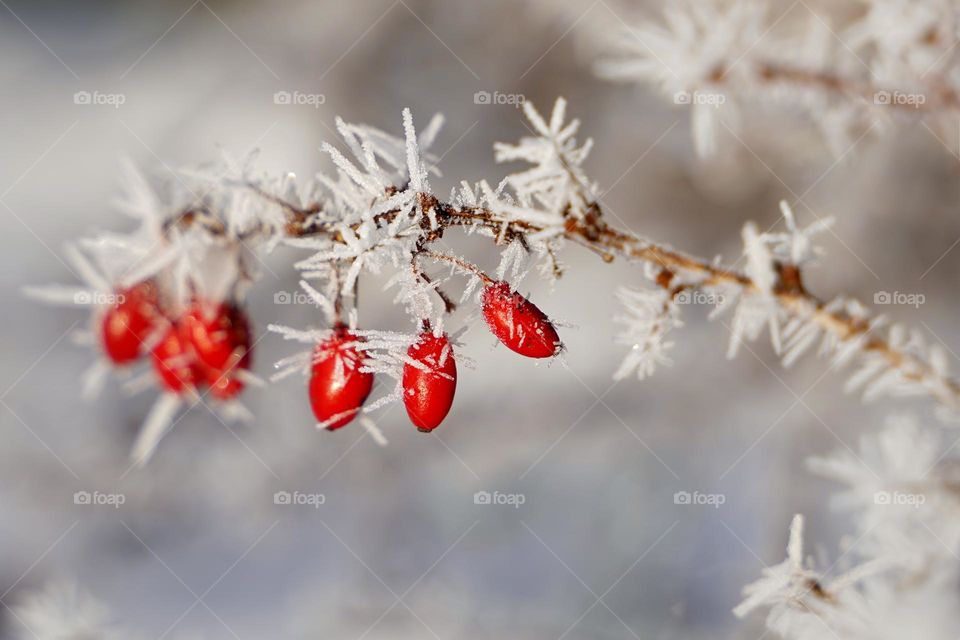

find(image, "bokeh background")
[1,1,957,638]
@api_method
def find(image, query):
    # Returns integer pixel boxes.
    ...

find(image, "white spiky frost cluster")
[494,98,598,221]
[275,97,590,317]
[614,201,818,380]
[736,416,960,640]
[266,99,591,430]
[597,0,960,157]
[612,284,680,381]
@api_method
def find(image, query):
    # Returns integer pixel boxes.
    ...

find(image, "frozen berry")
[402,331,457,432]
[481,281,560,358]
[101,281,159,364]
[309,326,374,430]
[183,302,252,371]
[151,323,202,393]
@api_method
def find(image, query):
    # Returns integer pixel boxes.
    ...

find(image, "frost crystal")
[765,201,834,267]
[494,97,597,220]
[612,287,680,380]
[596,1,763,156]
[734,514,895,640]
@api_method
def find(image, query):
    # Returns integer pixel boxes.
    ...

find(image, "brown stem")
[410,255,458,314]
[244,183,322,220]
[563,211,960,410]
[751,62,960,115]
[331,263,343,324]
[420,249,495,285]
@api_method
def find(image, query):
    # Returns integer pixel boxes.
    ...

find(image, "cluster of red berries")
[308,280,561,433]
[100,281,253,400]
[100,278,558,428]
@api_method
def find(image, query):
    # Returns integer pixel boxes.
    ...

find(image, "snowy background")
[1,0,957,637]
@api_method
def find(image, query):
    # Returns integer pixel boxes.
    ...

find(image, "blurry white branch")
[734,417,960,640]
[597,0,960,157]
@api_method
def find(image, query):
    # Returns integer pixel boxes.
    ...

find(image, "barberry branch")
[240,172,960,414]
[562,209,960,411]
[28,96,960,464]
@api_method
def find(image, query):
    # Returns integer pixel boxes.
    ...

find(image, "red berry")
[101,282,159,364]
[309,326,374,430]
[151,323,202,393]
[206,368,245,400]
[481,281,561,359]
[201,349,253,401]
[183,302,252,371]
[402,331,457,432]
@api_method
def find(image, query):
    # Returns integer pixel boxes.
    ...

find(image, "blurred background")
[1,0,957,637]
